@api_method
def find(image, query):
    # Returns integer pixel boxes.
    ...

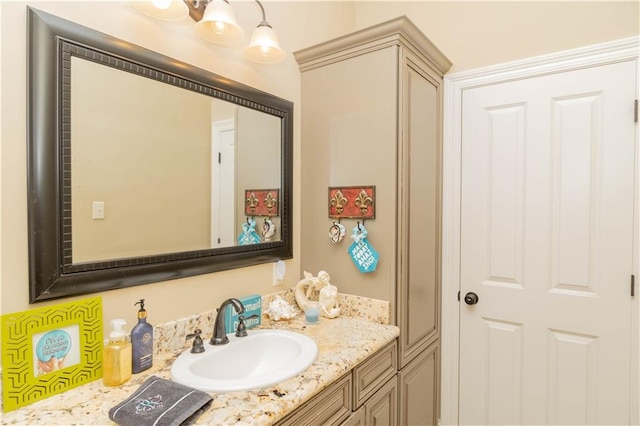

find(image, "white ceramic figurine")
[294,270,341,319]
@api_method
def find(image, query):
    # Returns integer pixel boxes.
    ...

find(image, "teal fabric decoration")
[238,218,261,245]
[347,223,379,273]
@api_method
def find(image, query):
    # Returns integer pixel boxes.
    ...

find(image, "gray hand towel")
[108,376,212,426]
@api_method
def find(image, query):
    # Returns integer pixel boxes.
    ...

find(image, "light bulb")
[214,21,226,36]
[151,0,171,10]
[244,24,285,64]
[131,0,189,21]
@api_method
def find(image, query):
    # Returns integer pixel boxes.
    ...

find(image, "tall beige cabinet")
[295,17,451,425]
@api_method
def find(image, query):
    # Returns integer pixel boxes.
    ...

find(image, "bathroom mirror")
[27,7,293,302]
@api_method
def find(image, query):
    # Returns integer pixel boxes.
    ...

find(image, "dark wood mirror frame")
[27,7,293,303]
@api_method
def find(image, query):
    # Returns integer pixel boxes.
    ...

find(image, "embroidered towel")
[108,376,212,426]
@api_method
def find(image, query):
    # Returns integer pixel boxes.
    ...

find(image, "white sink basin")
[170,329,318,392]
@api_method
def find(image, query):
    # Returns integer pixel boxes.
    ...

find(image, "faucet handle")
[186,328,205,353]
[235,314,260,337]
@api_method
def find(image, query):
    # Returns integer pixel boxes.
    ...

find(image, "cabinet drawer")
[276,373,352,426]
[353,339,397,408]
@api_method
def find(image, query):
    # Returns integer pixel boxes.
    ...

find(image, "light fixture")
[131,0,189,22]
[132,0,285,64]
[194,0,243,45]
[244,0,285,64]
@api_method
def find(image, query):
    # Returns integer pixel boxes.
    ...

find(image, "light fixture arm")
[182,0,206,21]
[183,0,269,26]
[253,0,271,28]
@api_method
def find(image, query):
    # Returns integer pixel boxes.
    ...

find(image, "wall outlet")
[273,260,285,286]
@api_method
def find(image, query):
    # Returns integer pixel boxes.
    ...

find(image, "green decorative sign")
[1,297,103,412]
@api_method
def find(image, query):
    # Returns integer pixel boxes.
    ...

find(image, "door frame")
[211,118,236,247]
[440,36,640,426]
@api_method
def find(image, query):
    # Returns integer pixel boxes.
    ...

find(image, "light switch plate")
[92,201,104,220]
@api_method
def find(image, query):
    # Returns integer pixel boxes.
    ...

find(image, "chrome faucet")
[210,298,245,345]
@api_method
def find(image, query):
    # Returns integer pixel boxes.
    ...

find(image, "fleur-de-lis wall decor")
[330,190,348,215]
[328,186,375,219]
[244,189,280,217]
[245,192,259,214]
[264,192,278,216]
[354,189,373,215]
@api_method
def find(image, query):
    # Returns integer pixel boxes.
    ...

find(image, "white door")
[211,119,236,247]
[459,61,636,425]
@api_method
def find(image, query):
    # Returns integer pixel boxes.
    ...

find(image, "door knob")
[464,292,479,305]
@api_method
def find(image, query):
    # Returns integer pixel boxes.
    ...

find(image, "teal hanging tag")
[347,223,379,273]
[238,218,261,245]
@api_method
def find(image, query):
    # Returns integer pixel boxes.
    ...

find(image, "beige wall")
[354,1,640,73]
[72,58,213,261]
[299,46,400,310]
[235,107,282,241]
[1,0,636,342]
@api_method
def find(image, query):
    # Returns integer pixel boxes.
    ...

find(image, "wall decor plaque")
[328,186,376,219]
[1,297,103,412]
[244,189,280,217]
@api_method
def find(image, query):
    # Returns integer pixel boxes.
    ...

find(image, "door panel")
[460,60,636,425]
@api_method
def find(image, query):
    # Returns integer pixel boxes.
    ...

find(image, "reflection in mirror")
[70,58,282,264]
[27,7,293,302]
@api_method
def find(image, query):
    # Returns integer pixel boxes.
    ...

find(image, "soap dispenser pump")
[103,319,132,386]
[131,299,154,373]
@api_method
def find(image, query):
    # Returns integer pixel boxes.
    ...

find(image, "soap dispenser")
[103,319,132,386]
[131,299,153,373]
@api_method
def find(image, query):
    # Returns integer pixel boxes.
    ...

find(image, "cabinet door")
[396,50,443,368]
[398,342,439,426]
[364,376,398,425]
[342,407,366,426]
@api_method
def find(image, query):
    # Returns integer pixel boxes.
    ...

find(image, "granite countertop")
[1,293,399,425]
